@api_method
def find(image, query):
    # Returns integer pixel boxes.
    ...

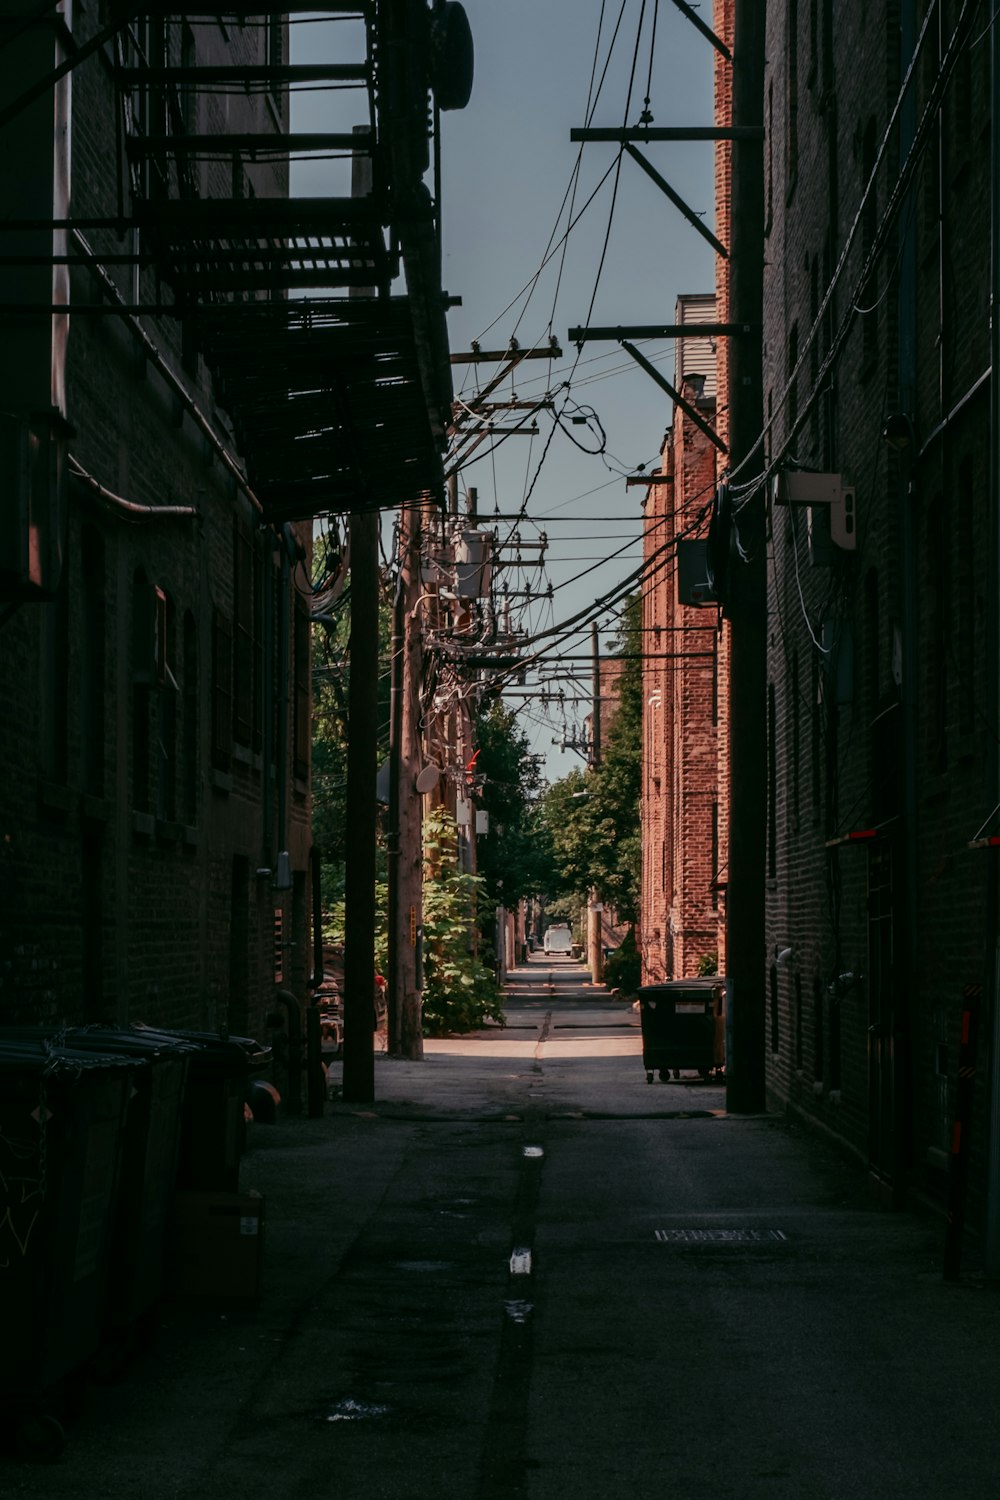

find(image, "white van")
[543,923,573,957]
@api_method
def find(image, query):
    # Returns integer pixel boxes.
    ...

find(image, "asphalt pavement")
[4,955,999,1498]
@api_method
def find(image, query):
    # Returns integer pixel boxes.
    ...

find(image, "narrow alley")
[5,957,998,1499]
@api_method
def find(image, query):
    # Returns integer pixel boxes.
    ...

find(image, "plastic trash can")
[637,979,726,1083]
[0,1038,134,1404]
[132,1026,271,1191]
[61,1026,191,1343]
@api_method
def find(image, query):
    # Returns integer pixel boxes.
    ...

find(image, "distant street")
[6,957,999,1498]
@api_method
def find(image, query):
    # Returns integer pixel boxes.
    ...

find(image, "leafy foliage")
[473,701,551,911]
[421,806,504,1036]
[604,927,641,996]
[537,595,643,923]
[311,555,393,920]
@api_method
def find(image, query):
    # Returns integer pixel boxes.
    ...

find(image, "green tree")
[537,595,642,924]
[473,700,551,911]
[421,806,503,1035]
[311,547,394,934]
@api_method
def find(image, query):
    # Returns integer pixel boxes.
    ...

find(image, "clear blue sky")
[294,3,718,781]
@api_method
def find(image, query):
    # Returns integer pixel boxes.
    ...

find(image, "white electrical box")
[773,470,857,553]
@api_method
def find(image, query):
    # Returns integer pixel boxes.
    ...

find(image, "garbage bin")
[60,1026,191,1344]
[637,979,726,1083]
[0,1038,135,1407]
[132,1026,271,1191]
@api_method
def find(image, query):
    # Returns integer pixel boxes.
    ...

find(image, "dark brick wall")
[761,0,993,1221]
[0,18,311,1047]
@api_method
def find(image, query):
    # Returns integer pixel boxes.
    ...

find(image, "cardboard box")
[170,1190,264,1301]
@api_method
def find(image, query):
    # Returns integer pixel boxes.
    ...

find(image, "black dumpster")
[0,1039,134,1409]
[132,1026,271,1191]
[637,979,726,1083]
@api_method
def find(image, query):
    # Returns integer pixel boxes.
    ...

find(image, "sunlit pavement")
[6,959,999,1498]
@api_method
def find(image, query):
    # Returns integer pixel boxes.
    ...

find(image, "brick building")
[759,0,997,1232]
[0,11,314,1047]
[640,295,728,984]
[0,7,462,1059]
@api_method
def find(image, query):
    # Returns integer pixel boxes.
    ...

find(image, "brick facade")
[640,296,727,983]
[0,16,312,1049]
[761,0,994,1221]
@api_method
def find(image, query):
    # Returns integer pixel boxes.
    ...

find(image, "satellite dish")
[415,763,441,794]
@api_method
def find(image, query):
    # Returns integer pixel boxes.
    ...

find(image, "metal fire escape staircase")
[108,2,466,521]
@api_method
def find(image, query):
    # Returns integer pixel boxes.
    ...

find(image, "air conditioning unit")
[772,470,856,553]
[677,538,717,606]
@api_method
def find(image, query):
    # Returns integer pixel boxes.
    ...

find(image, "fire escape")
[2,2,471,530]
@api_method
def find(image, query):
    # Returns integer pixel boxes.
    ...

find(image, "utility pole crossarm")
[623,142,728,259]
[568,323,758,342]
[667,0,733,61]
[450,344,563,364]
[621,340,728,454]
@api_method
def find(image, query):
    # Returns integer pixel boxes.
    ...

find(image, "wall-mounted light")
[881,413,914,452]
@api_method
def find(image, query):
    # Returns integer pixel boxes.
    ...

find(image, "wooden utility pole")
[723,3,767,1114]
[342,504,378,1103]
[387,501,425,1059]
[588,623,604,984]
[342,131,378,1102]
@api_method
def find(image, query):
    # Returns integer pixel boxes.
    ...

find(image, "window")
[927,497,948,772]
[773,79,779,234]
[811,651,822,814]
[267,15,285,115]
[956,460,975,737]
[790,650,801,828]
[80,525,105,796]
[813,976,825,1083]
[293,595,311,782]
[785,0,799,198]
[132,568,153,811]
[770,964,780,1053]
[182,610,199,823]
[795,974,803,1070]
[860,117,878,371]
[768,682,777,880]
[233,520,255,748]
[155,589,177,820]
[211,606,233,771]
[809,256,820,453]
